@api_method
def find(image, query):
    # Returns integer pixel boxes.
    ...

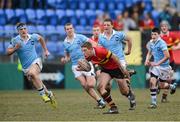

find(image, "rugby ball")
[78,59,91,72]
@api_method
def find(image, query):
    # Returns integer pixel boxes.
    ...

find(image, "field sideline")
[0,89,180,121]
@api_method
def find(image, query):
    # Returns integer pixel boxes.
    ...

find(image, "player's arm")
[60,52,70,64]
[172,41,180,50]
[124,35,132,55]
[38,35,50,57]
[144,50,152,66]
[111,53,130,79]
[156,50,170,65]
[7,43,21,56]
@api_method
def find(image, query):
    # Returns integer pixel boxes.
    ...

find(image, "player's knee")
[121,90,129,96]
[97,84,105,94]
[87,82,95,88]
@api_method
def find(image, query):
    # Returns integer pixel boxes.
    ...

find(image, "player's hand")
[76,65,84,71]
[125,50,131,55]
[44,50,50,58]
[14,43,21,50]
[96,70,101,77]
[60,57,67,64]
[123,70,130,79]
[144,60,150,66]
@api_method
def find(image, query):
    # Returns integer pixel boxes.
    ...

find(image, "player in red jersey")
[79,41,136,114]
[89,25,101,47]
[159,20,180,102]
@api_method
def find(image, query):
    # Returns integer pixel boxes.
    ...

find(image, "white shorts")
[72,61,95,78]
[22,58,43,75]
[149,65,173,80]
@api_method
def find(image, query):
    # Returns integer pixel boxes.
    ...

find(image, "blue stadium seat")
[108,2,116,11]
[36,25,46,35]
[4,41,10,52]
[25,9,36,24]
[68,0,78,9]
[75,26,84,33]
[88,1,96,10]
[0,26,4,36]
[5,9,17,24]
[46,41,58,55]
[56,10,67,25]
[56,9,65,19]
[151,10,160,26]
[98,2,106,11]
[0,9,6,25]
[15,9,24,17]
[75,10,84,18]
[4,25,16,36]
[85,9,96,26]
[95,10,104,16]
[47,0,56,8]
[56,41,65,56]
[145,2,153,12]
[116,3,125,11]
[56,25,65,35]
[125,0,133,8]
[28,25,37,33]
[70,16,78,26]
[36,9,47,25]
[0,41,4,54]
[15,9,28,23]
[66,9,75,17]
[79,17,87,26]
[79,2,86,10]
[85,9,94,17]
[56,0,67,9]
[84,26,92,33]
[46,9,58,25]
[46,25,56,34]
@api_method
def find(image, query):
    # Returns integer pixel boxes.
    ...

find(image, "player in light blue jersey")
[60,23,105,109]
[6,23,57,108]
[98,19,136,110]
[145,28,176,109]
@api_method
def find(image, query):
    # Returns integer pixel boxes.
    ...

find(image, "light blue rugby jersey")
[63,34,88,65]
[147,37,169,67]
[8,34,39,69]
[98,30,126,60]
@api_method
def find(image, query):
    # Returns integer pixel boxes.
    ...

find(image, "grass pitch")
[0,89,180,121]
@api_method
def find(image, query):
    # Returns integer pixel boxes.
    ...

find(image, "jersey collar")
[65,34,77,43]
[102,30,116,40]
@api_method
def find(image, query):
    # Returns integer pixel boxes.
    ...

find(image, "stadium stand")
[0,0,179,57]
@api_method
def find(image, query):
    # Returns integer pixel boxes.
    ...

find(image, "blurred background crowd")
[0,0,179,61]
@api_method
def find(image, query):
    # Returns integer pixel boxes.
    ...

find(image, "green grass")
[0,89,180,121]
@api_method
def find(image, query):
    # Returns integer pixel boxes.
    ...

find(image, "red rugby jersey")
[87,46,119,69]
[161,31,180,62]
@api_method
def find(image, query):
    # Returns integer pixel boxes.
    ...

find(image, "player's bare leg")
[97,73,119,114]
[27,64,50,103]
[76,75,105,108]
[117,78,136,110]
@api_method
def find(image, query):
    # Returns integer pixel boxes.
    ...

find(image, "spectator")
[113,13,124,31]
[122,11,137,31]
[0,0,12,8]
[159,4,172,23]
[94,12,110,33]
[171,11,180,31]
[139,12,155,31]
